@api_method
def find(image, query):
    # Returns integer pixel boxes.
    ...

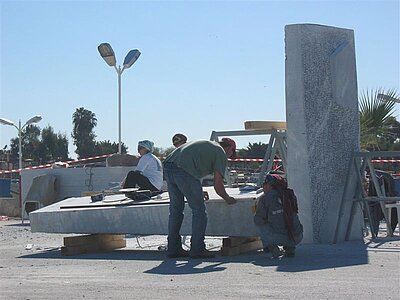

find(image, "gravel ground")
[0,218,399,300]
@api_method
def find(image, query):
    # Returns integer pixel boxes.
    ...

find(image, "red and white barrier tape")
[0,154,112,174]
[371,159,400,163]
[228,158,400,163]
[156,157,400,163]
[1,155,399,175]
[64,154,112,164]
[228,158,281,162]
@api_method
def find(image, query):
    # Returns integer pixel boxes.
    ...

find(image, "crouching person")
[254,174,303,258]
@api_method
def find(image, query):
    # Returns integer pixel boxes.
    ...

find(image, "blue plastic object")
[0,179,11,197]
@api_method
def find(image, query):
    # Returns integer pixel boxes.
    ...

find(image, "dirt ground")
[0,218,399,300]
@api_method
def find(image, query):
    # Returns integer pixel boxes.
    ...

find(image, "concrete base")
[30,187,260,237]
[0,197,20,217]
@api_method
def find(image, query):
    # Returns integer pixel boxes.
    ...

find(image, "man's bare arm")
[213,171,237,205]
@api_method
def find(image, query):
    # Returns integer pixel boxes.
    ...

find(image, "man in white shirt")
[123,140,163,192]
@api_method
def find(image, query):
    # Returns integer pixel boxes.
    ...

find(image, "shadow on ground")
[5,222,31,228]
[18,240,374,274]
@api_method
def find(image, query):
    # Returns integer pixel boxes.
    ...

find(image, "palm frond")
[359,88,399,150]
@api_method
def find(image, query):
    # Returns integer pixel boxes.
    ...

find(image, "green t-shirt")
[164,140,227,179]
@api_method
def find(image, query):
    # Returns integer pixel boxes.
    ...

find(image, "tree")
[94,140,127,155]
[153,146,175,158]
[359,88,399,151]
[9,124,41,164]
[38,126,69,163]
[72,107,97,158]
[386,116,400,150]
[238,142,268,158]
[9,125,68,165]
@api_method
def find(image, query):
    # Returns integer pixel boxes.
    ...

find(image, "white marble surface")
[30,186,261,237]
[285,24,363,243]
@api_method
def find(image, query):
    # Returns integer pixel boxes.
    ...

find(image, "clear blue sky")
[1,0,399,159]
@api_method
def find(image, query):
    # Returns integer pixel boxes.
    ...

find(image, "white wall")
[21,166,135,202]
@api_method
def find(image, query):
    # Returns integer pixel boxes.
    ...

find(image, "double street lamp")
[0,115,42,170]
[98,43,141,154]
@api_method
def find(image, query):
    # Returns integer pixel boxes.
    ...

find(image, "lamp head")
[98,43,116,67]
[26,115,42,125]
[0,118,15,126]
[123,49,141,69]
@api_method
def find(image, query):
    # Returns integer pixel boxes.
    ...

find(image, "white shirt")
[135,152,163,190]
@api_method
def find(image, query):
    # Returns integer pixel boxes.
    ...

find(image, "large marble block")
[285,24,362,243]
[30,187,259,236]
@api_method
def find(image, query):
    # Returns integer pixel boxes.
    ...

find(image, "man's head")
[219,137,237,159]
[172,133,187,148]
[137,140,154,155]
[262,174,276,192]
[263,174,287,192]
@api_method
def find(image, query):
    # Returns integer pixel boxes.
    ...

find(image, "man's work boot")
[190,250,215,259]
[283,246,296,257]
[268,245,283,259]
[167,249,190,258]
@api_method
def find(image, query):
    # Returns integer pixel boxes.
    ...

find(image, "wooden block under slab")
[221,245,240,256]
[222,236,260,248]
[63,234,125,247]
[61,239,126,256]
[62,234,126,256]
[221,237,263,256]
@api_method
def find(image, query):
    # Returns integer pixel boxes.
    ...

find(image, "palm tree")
[237,142,268,158]
[94,140,127,155]
[72,107,98,158]
[359,88,399,151]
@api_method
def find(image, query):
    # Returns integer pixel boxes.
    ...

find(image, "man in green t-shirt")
[163,138,237,259]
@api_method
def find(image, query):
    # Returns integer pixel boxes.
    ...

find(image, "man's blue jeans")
[164,163,207,256]
[255,223,303,248]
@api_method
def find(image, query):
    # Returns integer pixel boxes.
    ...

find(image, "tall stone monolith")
[285,24,363,243]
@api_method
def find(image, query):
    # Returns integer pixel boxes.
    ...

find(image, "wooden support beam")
[244,121,286,130]
[62,234,126,256]
[221,236,263,256]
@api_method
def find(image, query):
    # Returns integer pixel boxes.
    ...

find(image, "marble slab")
[30,187,260,237]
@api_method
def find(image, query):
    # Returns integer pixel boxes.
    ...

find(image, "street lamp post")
[98,43,141,154]
[0,115,42,170]
[0,115,42,221]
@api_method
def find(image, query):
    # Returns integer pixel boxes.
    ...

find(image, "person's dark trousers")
[164,162,207,256]
[123,171,158,191]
